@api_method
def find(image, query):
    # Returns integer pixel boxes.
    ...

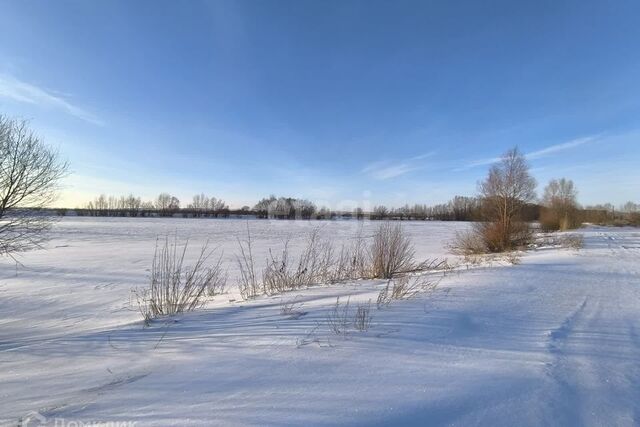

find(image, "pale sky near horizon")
[1,0,639,209]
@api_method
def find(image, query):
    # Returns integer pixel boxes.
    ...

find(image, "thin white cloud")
[526,136,597,160]
[458,136,599,170]
[461,156,502,169]
[372,163,418,180]
[362,151,435,180]
[0,74,104,126]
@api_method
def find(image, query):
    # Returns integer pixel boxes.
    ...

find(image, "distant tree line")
[370,196,480,221]
[253,195,317,219]
[580,201,640,226]
[68,191,638,227]
[76,193,232,218]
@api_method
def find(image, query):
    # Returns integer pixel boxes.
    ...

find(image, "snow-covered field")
[1,218,639,426]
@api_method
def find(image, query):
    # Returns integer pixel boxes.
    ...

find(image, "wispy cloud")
[362,151,435,180]
[526,136,597,160]
[457,136,599,170]
[460,156,502,169]
[0,74,104,126]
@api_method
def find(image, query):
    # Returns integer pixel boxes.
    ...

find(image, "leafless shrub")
[353,300,372,332]
[370,222,416,278]
[450,229,488,255]
[393,274,438,299]
[377,275,439,308]
[327,296,351,336]
[236,223,260,299]
[136,236,226,321]
[412,258,451,274]
[474,220,533,253]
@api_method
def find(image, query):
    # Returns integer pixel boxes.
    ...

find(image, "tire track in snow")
[547,297,588,353]
[542,298,590,425]
[540,228,640,426]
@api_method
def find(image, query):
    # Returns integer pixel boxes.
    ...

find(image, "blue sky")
[0,0,638,209]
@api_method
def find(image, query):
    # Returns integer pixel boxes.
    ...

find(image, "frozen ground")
[0,218,639,426]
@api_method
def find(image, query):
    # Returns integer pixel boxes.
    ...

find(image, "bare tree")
[125,193,142,217]
[156,193,171,212]
[541,178,580,230]
[621,201,640,225]
[156,193,180,216]
[621,201,638,213]
[477,147,536,252]
[372,205,389,219]
[209,197,228,212]
[0,116,68,255]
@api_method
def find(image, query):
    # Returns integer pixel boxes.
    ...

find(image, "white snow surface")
[0,218,639,426]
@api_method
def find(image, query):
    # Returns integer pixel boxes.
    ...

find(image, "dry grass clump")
[262,230,335,295]
[136,236,226,323]
[236,224,260,299]
[353,300,372,332]
[327,296,351,336]
[327,296,373,335]
[560,234,584,250]
[279,295,306,319]
[332,227,371,281]
[504,251,521,265]
[236,222,444,301]
[535,233,584,250]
